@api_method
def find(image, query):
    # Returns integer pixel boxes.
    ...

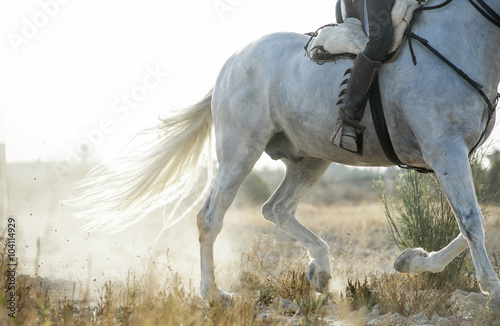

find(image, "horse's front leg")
[426,144,500,308]
[394,232,468,273]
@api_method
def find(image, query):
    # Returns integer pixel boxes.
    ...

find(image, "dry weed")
[2,202,500,325]
[373,273,454,318]
[340,278,377,311]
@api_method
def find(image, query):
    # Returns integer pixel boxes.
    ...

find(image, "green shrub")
[236,171,272,206]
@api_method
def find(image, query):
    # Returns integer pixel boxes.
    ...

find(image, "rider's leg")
[328,52,381,152]
[329,0,394,153]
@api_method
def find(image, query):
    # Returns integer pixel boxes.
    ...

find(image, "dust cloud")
[6,162,263,299]
[5,160,398,301]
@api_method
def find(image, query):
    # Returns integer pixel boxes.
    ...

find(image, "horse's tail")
[71,90,215,235]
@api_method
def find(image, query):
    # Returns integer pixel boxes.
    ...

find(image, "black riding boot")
[328,52,381,154]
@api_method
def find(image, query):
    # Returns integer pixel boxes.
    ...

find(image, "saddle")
[308,0,426,61]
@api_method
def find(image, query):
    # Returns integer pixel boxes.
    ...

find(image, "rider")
[329,0,396,154]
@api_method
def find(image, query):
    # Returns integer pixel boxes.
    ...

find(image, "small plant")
[258,279,275,306]
[238,235,330,318]
[258,268,318,310]
[373,273,453,317]
[474,305,500,326]
[274,269,313,301]
[96,281,113,318]
[341,278,377,311]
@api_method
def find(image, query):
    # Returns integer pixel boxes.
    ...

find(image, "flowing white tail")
[72,90,215,235]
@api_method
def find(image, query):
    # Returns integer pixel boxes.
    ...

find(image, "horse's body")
[77,0,500,306]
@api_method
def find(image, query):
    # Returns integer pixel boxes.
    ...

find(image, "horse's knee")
[197,205,223,243]
[198,217,223,244]
[196,199,210,231]
[261,201,275,223]
[457,210,485,243]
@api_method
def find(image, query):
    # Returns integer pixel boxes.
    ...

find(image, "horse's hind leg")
[427,144,500,307]
[262,157,332,292]
[196,125,272,302]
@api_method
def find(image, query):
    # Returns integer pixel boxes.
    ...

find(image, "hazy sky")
[0,0,333,167]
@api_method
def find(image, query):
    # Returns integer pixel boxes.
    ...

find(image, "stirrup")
[327,118,365,155]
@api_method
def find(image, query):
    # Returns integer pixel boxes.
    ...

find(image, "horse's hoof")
[307,260,332,293]
[394,248,429,273]
[201,288,233,308]
[216,289,233,307]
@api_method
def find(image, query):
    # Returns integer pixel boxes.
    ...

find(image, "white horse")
[75,0,500,307]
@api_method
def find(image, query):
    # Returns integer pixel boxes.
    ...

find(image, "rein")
[468,0,500,28]
[406,0,500,154]
[303,23,344,64]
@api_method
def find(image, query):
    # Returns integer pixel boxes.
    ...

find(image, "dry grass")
[373,273,453,317]
[0,229,333,325]
[3,201,500,325]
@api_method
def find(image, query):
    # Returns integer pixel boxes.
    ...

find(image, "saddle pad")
[311,0,426,56]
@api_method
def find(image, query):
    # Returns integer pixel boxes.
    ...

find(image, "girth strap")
[369,77,434,173]
[369,77,403,166]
